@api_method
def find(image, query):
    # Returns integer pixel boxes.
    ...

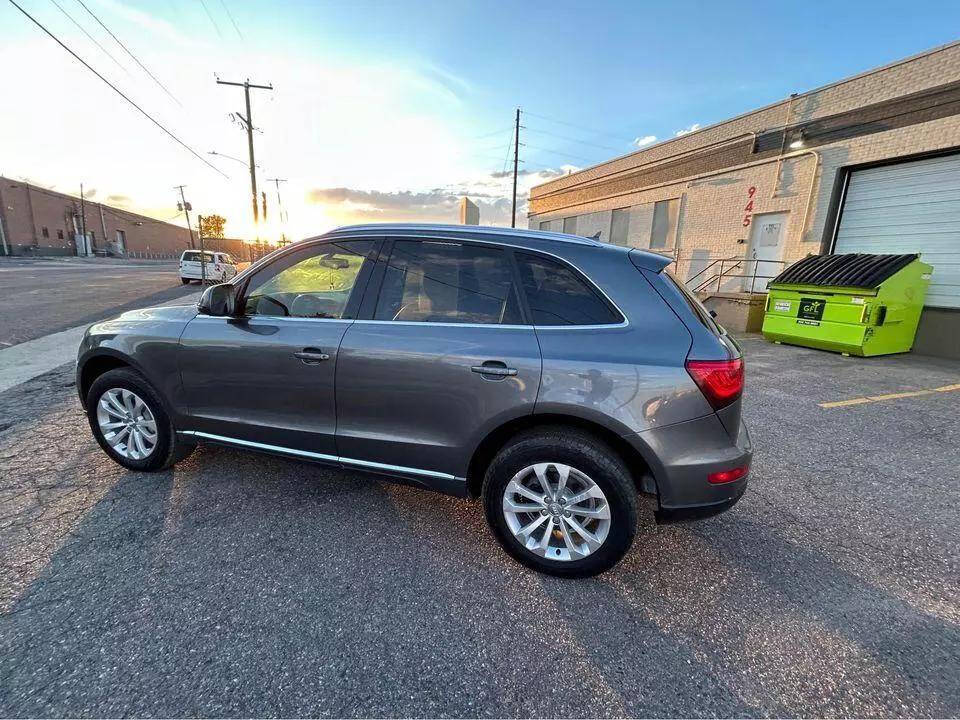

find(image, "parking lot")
[0,331,958,717]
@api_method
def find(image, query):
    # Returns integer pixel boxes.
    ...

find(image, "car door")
[178,237,380,456]
[335,237,542,490]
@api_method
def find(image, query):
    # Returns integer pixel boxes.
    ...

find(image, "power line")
[523,126,625,153]
[48,0,129,77]
[523,143,596,164]
[7,0,228,178]
[523,109,634,143]
[217,0,243,39]
[198,0,222,38]
[74,0,182,106]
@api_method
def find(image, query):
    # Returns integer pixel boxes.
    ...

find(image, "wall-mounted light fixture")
[789,129,807,150]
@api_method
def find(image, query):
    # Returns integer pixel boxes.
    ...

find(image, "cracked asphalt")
[0,334,958,717]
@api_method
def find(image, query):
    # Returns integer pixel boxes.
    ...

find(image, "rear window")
[182,251,213,262]
[664,271,723,335]
[515,252,622,326]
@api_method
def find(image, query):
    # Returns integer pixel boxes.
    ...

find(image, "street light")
[208,150,261,169]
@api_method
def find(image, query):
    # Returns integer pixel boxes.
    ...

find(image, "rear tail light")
[686,357,744,410]
[708,464,749,484]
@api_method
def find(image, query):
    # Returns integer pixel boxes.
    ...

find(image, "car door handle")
[294,348,330,364]
[471,362,518,377]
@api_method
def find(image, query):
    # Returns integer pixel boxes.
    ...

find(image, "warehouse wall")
[528,41,960,287]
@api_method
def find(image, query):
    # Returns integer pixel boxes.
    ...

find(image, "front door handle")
[471,362,518,377]
[294,348,330,364]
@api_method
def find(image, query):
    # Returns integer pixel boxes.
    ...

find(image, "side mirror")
[198,283,237,316]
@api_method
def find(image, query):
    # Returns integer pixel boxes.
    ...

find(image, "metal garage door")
[834,153,960,308]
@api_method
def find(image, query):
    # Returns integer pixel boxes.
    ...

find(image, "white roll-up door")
[834,153,960,308]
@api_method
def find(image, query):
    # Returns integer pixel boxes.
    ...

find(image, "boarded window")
[610,208,630,246]
[650,198,679,249]
[562,216,578,235]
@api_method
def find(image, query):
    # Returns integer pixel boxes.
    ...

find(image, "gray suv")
[77,224,751,577]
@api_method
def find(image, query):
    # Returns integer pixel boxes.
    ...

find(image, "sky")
[2,0,959,241]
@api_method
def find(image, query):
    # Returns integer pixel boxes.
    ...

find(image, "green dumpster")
[761,253,932,356]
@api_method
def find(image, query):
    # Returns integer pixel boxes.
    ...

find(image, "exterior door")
[335,237,541,487]
[745,212,788,292]
[178,238,378,456]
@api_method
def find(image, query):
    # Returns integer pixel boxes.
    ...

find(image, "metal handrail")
[693,258,788,295]
[683,254,745,289]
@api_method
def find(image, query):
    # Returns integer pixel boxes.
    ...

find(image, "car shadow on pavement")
[2,440,958,717]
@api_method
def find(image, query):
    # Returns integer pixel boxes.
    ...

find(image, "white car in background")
[179,250,238,284]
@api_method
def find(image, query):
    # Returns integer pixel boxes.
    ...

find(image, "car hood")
[109,302,200,323]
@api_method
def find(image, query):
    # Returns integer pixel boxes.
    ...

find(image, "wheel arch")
[466,413,658,499]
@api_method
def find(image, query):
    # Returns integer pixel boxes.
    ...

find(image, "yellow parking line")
[820,382,960,408]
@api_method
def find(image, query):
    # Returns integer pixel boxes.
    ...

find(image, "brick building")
[528,41,960,356]
[0,177,259,261]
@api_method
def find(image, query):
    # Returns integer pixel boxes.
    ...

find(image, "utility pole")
[175,185,196,249]
[511,107,521,228]
[267,177,287,244]
[197,214,207,283]
[215,77,273,232]
[79,183,87,255]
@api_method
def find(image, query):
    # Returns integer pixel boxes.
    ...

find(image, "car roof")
[323,223,603,247]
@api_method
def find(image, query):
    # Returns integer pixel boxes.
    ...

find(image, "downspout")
[795,150,821,241]
[0,183,8,256]
[771,94,797,199]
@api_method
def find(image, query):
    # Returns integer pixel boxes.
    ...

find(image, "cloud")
[633,135,657,147]
[106,194,132,206]
[675,123,701,137]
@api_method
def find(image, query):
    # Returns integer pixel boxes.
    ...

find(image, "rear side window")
[375,240,522,324]
[515,252,622,326]
[663,271,723,336]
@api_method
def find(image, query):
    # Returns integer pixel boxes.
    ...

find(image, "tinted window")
[516,252,622,326]
[182,251,213,262]
[375,240,521,324]
[244,240,372,318]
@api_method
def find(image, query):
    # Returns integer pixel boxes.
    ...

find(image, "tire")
[482,426,638,578]
[181,277,191,285]
[86,367,194,472]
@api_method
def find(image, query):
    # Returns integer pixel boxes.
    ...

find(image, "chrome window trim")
[178,430,460,482]
[190,315,354,325]
[365,233,629,329]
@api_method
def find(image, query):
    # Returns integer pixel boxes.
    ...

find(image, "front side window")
[515,252,622,326]
[374,240,521,324]
[244,240,373,318]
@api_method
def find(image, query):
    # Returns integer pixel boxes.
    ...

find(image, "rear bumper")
[625,413,752,523]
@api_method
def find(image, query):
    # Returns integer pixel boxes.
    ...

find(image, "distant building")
[0,177,263,260]
[459,197,479,225]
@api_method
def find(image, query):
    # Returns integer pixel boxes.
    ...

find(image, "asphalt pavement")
[0,258,199,346]
[0,331,957,717]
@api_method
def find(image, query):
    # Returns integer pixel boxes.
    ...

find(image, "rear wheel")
[180,277,191,285]
[482,427,638,578]
[86,368,193,471]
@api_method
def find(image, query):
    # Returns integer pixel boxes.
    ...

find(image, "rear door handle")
[294,348,330,364]
[471,362,518,377]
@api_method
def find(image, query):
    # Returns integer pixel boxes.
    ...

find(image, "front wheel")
[86,368,194,471]
[482,427,638,578]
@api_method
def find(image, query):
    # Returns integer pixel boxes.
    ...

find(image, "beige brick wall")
[528,41,960,285]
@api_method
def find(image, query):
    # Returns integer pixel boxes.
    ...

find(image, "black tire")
[86,367,194,472]
[482,426,638,578]
[181,277,191,285]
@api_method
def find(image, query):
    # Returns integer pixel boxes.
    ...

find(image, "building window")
[539,221,550,231]
[562,216,578,235]
[650,198,679,249]
[57,229,64,240]
[41,226,49,238]
[610,208,630,246]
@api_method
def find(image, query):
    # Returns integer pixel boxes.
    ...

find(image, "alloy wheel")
[96,388,159,460]
[502,462,611,562]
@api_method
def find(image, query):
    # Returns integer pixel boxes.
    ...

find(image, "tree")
[199,214,226,239]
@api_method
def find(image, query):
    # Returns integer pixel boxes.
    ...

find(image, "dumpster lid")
[770,253,919,289]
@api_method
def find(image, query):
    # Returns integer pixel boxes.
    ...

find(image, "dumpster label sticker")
[774,300,791,312]
[851,297,864,305]
[798,298,825,321]
[797,319,821,326]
